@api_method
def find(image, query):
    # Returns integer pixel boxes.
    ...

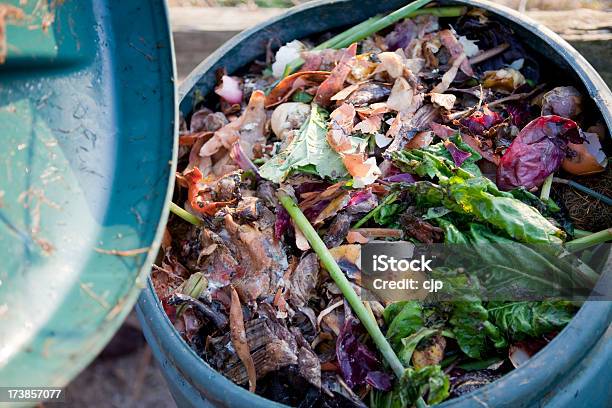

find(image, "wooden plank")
[526,9,612,41]
[173,30,238,80]
[170,6,283,32]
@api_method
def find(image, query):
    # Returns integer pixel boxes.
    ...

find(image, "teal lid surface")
[0,0,177,387]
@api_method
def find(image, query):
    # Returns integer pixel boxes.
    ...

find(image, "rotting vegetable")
[160,2,611,407]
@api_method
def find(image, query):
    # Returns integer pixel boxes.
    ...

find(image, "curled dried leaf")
[483,68,526,93]
[432,54,466,94]
[439,29,474,76]
[387,78,414,114]
[315,43,358,107]
[265,71,330,108]
[354,114,383,134]
[230,286,257,392]
[430,93,456,111]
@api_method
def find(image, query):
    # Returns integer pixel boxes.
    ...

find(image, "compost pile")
[154,3,610,407]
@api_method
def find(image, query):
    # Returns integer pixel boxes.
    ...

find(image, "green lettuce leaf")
[371,365,450,407]
[385,301,424,349]
[434,218,598,293]
[391,135,480,181]
[259,104,347,182]
[447,177,565,244]
[488,301,577,341]
[450,294,507,359]
[398,179,564,244]
[391,139,566,244]
[397,327,438,367]
[374,201,407,227]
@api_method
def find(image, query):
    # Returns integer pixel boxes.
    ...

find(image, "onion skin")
[562,135,607,176]
[215,75,243,105]
[270,102,310,139]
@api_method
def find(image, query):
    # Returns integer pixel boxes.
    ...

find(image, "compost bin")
[135,0,612,407]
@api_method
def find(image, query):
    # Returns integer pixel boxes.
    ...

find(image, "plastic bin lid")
[0,0,176,387]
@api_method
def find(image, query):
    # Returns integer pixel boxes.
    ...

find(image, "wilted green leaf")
[259,104,347,182]
[391,137,566,245]
[450,292,506,359]
[398,327,438,367]
[385,301,424,349]
[370,365,450,408]
[489,301,576,341]
[374,202,406,227]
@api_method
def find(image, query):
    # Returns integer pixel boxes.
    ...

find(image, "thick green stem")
[573,229,592,239]
[540,173,553,201]
[353,192,399,229]
[565,228,612,253]
[332,3,464,49]
[405,6,466,18]
[316,16,381,50]
[170,202,203,226]
[278,191,405,379]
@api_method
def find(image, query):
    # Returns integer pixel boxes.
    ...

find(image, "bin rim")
[143,0,612,406]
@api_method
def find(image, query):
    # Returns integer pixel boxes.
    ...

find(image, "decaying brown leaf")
[230,285,257,392]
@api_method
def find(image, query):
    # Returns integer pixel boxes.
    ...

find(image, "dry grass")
[553,167,612,232]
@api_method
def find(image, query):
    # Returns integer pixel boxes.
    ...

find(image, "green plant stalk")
[316,15,381,50]
[282,3,465,76]
[407,6,466,18]
[176,272,207,317]
[353,191,399,228]
[553,177,612,206]
[278,191,405,379]
[333,4,465,49]
[565,228,612,253]
[170,202,203,226]
[540,173,553,201]
[573,229,592,239]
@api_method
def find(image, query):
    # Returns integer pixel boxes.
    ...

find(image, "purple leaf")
[366,371,394,392]
[384,173,416,183]
[348,190,374,206]
[302,199,331,222]
[336,317,391,390]
[444,141,472,167]
[460,106,503,135]
[505,101,532,128]
[274,204,291,239]
[384,19,417,51]
[294,181,329,198]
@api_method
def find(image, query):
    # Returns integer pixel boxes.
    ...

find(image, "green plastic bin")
[137,0,612,407]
